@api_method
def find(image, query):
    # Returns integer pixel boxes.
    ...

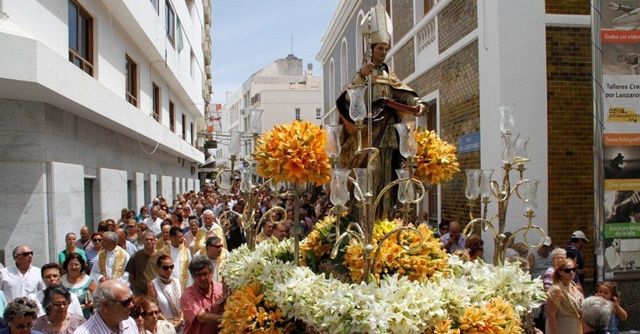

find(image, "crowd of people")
[0,182,629,333]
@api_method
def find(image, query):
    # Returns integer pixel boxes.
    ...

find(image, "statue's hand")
[359,63,375,77]
[418,103,427,116]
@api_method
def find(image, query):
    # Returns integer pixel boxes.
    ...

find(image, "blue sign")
[458,132,480,154]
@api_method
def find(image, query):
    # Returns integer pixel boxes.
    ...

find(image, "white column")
[149,174,158,200]
[134,172,145,212]
[47,162,85,260]
[161,175,173,200]
[97,167,127,221]
[478,0,549,259]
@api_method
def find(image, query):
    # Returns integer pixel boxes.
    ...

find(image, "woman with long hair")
[132,295,176,334]
[546,258,584,334]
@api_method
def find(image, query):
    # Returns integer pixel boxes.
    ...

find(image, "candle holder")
[463,104,546,265]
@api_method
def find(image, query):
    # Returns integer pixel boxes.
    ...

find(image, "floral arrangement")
[254,121,331,186]
[220,282,295,334]
[413,130,460,185]
[344,219,449,283]
[221,240,546,334]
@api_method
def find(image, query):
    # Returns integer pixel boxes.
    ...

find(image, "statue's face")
[372,43,389,64]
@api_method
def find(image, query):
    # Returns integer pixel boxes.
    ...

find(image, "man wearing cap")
[566,230,589,285]
[527,236,553,279]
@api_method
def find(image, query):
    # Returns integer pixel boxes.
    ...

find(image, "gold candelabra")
[462,105,546,265]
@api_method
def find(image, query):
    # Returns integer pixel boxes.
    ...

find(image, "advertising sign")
[601,1,640,279]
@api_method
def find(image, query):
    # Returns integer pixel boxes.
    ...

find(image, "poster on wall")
[601,1,640,279]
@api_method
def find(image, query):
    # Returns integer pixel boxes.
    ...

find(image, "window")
[165,0,175,46]
[181,114,186,139]
[424,0,436,15]
[176,18,184,52]
[316,108,322,120]
[152,83,160,121]
[190,122,194,145]
[150,0,159,13]
[295,108,301,121]
[169,101,175,132]
[125,55,138,107]
[356,11,365,68]
[340,39,348,89]
[68,0,93,76]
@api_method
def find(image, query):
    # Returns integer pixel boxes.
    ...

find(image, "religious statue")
[335,3,428,217]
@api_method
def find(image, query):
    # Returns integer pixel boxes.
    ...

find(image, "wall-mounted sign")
[457,132,480,154]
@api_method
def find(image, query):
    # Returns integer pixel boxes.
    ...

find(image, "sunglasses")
[110,297,133,308]
[207,244,223,248]
[160,265,175,271]
[16,251,33,257]
[143,310,161,317]
[562,267,577,273]
[92,238,103,242]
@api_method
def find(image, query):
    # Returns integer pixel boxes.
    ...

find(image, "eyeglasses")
[207,244,223,249]
[110,297,133,308]
[50,301,69,308]
[16,251,33,257]
[92,238,103,242]
[562,267,577,273]
[160,265,175,271]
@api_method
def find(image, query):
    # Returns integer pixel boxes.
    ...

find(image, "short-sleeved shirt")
[58,248,87,265]
[0,265,45,302]
[180,282,224,334]
[125,249,162,295]
[439,232,466,254]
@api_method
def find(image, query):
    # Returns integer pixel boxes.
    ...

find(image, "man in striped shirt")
[73,280,139,334]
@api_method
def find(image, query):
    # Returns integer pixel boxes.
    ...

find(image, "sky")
[211,1,340,104]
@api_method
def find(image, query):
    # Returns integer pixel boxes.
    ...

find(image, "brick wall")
[410,41,480,223]
[438,0,477,53]
[545,0,590,15]
[392,0,413,43]
[546,26,594,274]
[394,40,415,80]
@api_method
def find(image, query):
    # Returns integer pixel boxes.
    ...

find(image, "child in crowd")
[595,281,628,334]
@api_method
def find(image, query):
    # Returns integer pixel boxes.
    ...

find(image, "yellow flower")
[254,121,331,186]
[344,220,449,283]
[456,297,522,334]
[413,130,460,185]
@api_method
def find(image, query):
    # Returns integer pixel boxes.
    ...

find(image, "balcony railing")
[69,49,93,76]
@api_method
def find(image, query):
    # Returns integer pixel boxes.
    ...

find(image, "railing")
[417,20,436,53]
[126,92,138,107]
[69,49,93,76]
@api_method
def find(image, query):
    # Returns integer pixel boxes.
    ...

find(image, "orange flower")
[254,121,331,186]
[221,282,293,334]
[413,130,460,185]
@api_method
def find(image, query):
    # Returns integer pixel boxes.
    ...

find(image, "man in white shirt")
[143,206,163,235]
[90,231,130,284]
[163,226,192,289]
[73,280,138,334]
[29,262,83,316]
[0,246,45,302]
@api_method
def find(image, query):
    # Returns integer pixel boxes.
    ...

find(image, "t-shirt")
[180,282,224,334]
[125,249,162,295]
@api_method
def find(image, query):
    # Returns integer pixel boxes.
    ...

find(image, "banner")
[601,1,640,279]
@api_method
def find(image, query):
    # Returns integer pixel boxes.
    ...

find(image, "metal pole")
[591,0,606,284]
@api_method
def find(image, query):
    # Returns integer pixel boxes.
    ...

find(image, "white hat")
[542,236,552,246]
[571,230,589,242]
[362,3,393,46]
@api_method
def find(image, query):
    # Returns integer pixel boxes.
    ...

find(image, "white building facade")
[0,0,212,265]
[217,54,323,161]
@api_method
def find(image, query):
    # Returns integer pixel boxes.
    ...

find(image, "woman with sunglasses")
[84,233,103,273]
[1,297,43,334]
[546,258,584,334]
[32,286,85,334]
[147,255,183,332]
[131,296,176,334]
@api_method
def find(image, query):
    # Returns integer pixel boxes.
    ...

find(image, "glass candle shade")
[325,124,343,158]
[465,169,481,200]
[347,85,367,122]
[395,168,415,204]
[479,169,494,199]
[330,169,351,206]
[499,104,515,136]
[394,121,418,158]
[249,109,263,134]
[352,168,369,201]
[239,166,254,193]
[228,130,242,156]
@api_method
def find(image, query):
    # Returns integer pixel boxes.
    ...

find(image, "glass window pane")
[78,16,88,58]
[68,2,78,50]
